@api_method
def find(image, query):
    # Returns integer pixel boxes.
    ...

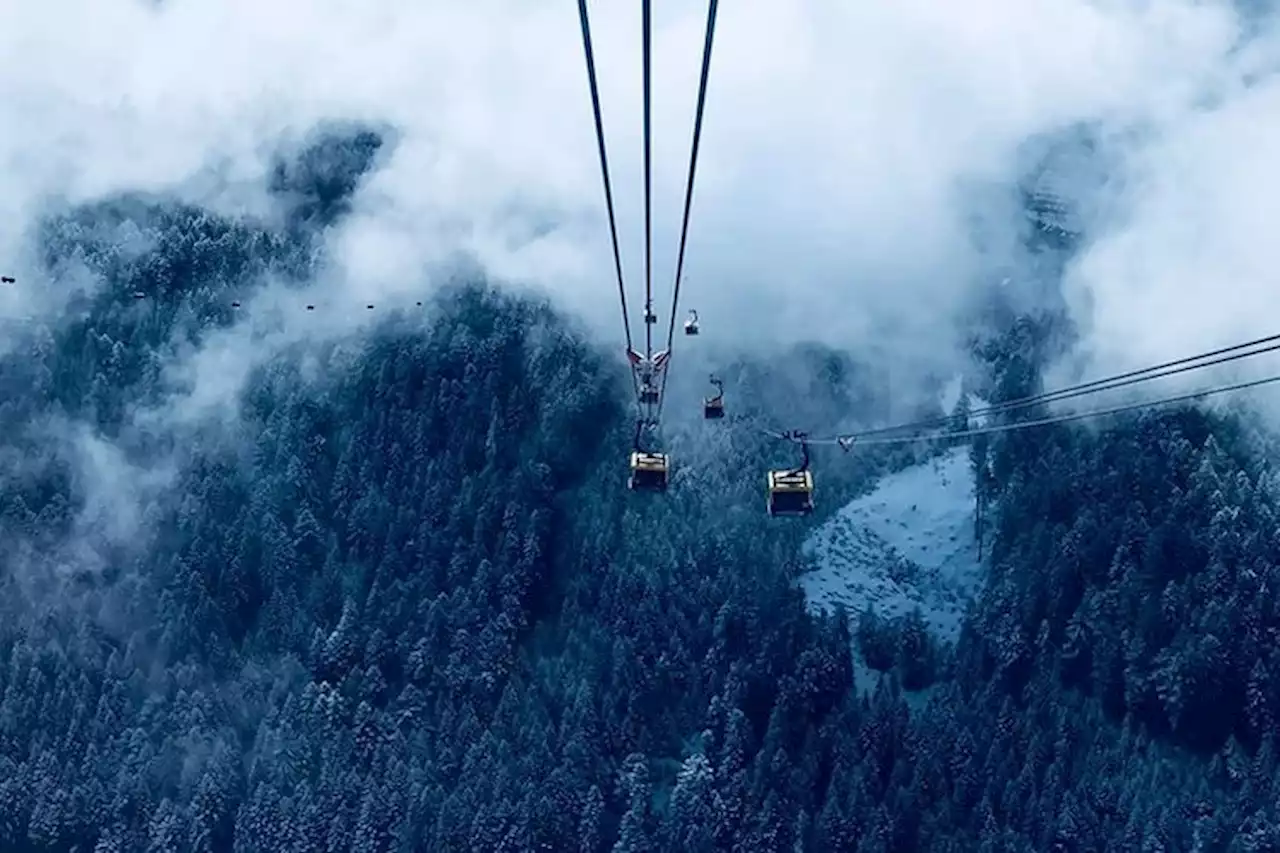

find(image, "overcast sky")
[2,0,1278,406]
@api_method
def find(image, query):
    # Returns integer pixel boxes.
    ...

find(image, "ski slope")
[799,447,984,645]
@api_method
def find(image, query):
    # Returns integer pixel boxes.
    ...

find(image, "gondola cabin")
[640,383,660,405]
[703,396,724,419]
[766,469,814,517]
[629,452,669,491]
[684,318,699,335]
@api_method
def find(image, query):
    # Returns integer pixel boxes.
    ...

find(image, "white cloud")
[67,421,177,545]
[0,0,1273,419]
[1063,74,1280,377]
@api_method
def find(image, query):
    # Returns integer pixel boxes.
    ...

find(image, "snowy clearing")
[799,446,985,646]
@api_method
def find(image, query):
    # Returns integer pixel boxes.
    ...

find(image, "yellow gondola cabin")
[629,451,669,491]
[767,469,813,516]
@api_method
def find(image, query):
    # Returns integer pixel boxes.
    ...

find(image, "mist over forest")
[6,1,1280,851]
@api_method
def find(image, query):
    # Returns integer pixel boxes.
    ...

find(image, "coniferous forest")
[2,125,1280,852]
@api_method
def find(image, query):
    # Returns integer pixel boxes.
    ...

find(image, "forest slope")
[0,126,1277,852]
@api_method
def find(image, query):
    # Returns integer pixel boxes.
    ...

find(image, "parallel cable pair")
[575,0,719,425]
[767,333,1280,449]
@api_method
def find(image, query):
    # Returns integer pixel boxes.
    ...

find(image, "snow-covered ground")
[799,447,984,646]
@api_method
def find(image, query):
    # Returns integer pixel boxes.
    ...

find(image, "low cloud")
[0,0,1274,427]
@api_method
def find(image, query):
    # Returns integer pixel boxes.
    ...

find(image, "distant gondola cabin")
[703,396,724,419]
[766,469,813,516]
[629,452,669,491]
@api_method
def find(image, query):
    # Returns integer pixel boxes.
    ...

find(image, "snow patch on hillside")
[799,447,984,645]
